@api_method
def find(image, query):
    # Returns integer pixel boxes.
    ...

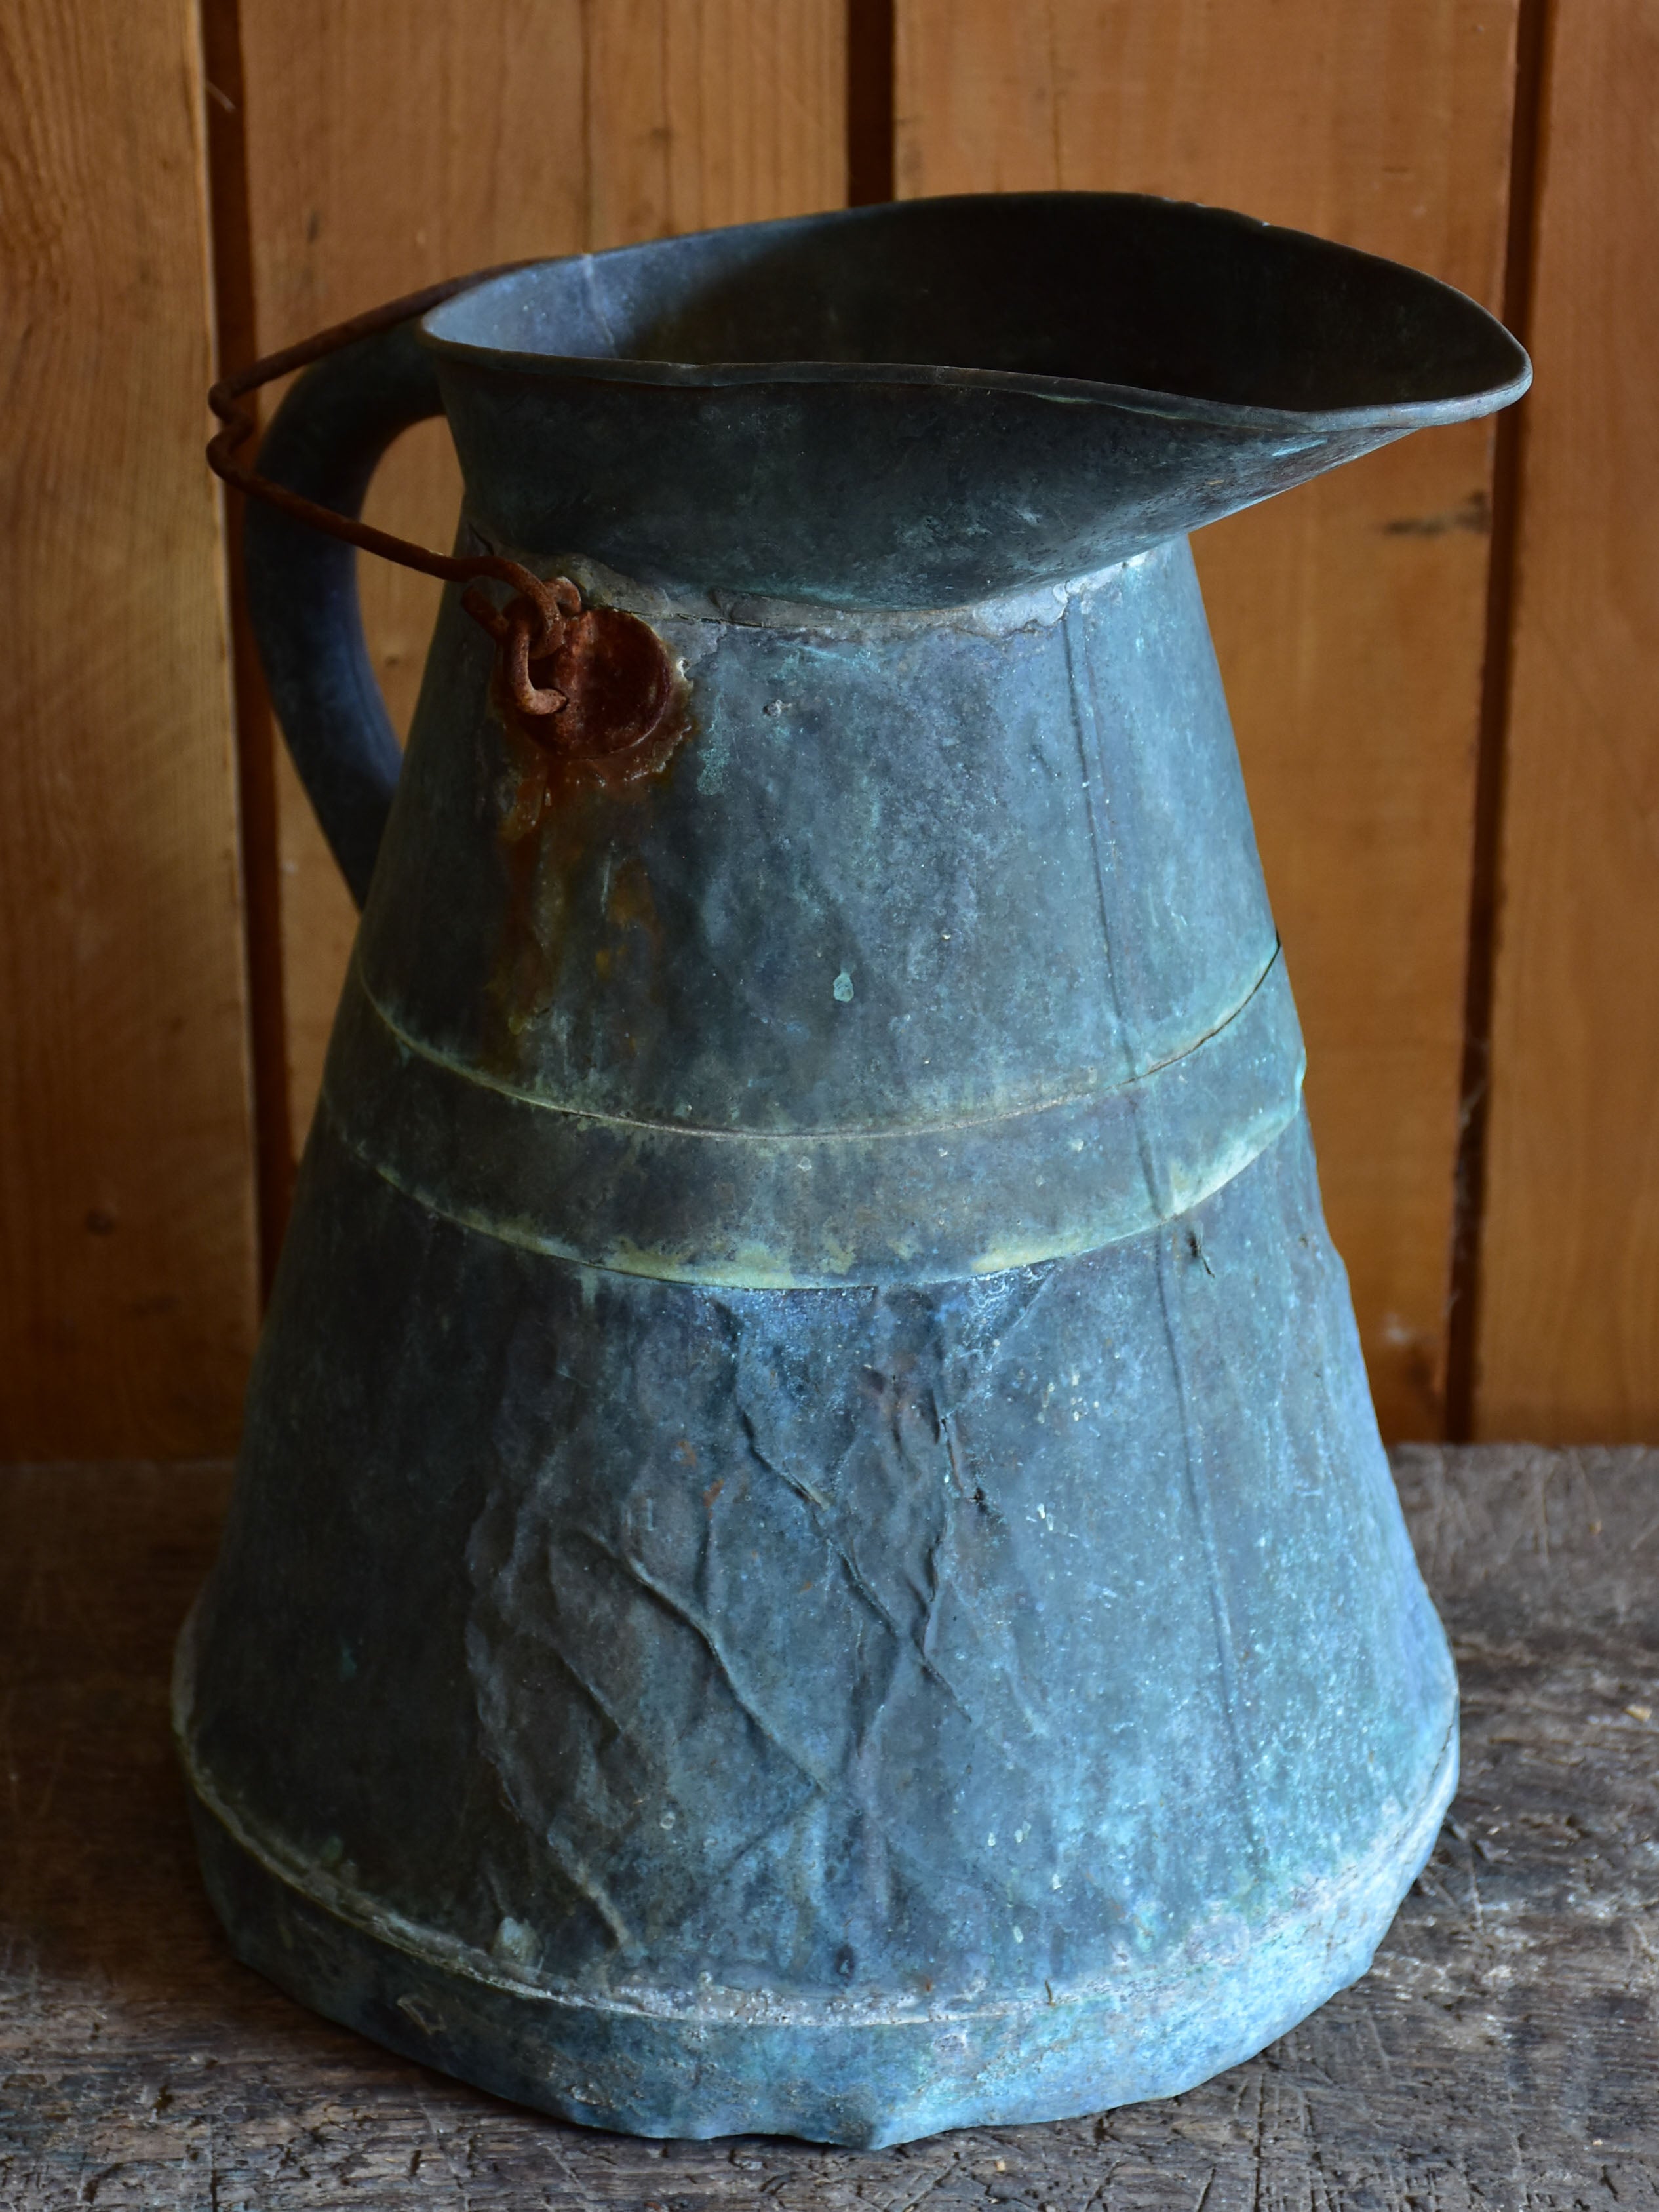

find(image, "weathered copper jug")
[180,195,1529,2146]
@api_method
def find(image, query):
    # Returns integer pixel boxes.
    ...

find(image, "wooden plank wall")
[0,0,257,1457]
[2,0,1654,1455]
[1476,0,1659,1440]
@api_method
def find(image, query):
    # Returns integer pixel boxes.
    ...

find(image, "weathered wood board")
[895,1,1521,1440]
[1477,0,1659,1442]
[3,1447,1654,2205]
[0,0,258,1457]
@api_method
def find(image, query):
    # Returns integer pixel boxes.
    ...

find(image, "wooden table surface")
[2,1447,1655,2209]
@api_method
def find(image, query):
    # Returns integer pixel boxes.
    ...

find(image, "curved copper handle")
[206,268,583,719]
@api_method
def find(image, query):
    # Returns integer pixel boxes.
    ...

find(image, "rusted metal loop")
[206,265,582,709]
[461,581,579,719]
[464,583,570,721]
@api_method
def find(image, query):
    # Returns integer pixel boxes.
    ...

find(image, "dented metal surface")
[186,195,1529,2146]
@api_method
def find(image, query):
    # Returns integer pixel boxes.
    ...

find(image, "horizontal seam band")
[355,943,1283,1147]
[176,1663,1456,2038]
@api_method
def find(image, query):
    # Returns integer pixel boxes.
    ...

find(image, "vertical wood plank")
[236,0,847,1149]
[1477,1,1659,1440]
[202,0,296,1292]
[897,1,1519,1438]
[0,0,258,1455]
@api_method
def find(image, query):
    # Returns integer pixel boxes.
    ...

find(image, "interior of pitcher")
[423,193,1529,422]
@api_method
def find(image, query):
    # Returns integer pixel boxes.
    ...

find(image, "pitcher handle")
[211,274,581,908]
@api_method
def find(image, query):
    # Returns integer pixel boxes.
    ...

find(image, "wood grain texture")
[0,1,258,1456]
[1476,0,1659,1442]
[3,1447,1656,2205]
[235,0,848,1151]
[895,2,1520,1440]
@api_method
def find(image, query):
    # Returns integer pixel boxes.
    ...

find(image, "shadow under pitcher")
[180,194,1529,2147]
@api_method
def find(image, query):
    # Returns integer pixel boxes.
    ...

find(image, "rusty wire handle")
[207,266,582,711]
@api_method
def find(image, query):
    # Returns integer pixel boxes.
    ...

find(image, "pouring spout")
[423,193,1531,610]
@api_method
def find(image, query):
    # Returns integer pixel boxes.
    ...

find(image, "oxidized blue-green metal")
[176,195,1530,2147]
